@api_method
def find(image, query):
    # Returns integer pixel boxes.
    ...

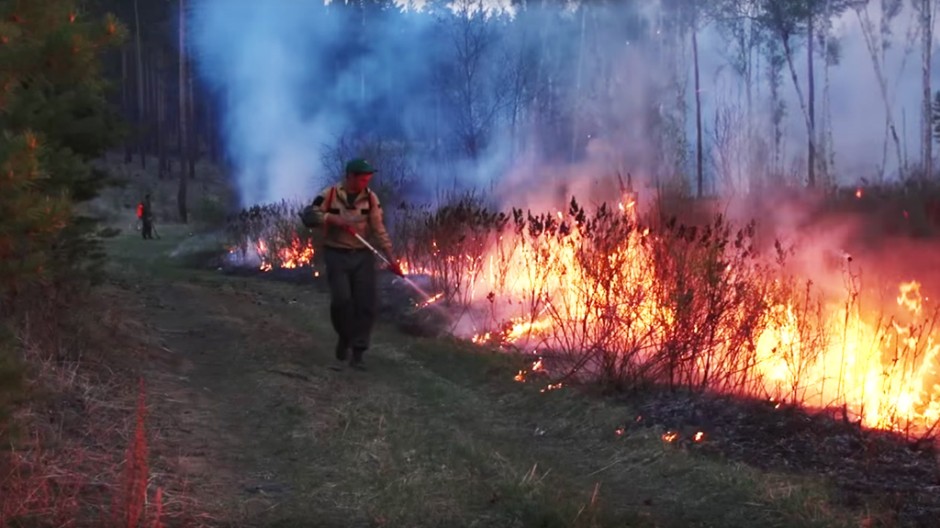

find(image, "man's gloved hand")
[387,260,404,277]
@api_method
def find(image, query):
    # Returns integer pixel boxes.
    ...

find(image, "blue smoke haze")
[191,0,448,206]
[189,0,939,209]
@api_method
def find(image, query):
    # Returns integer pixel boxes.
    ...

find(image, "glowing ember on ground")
[511,358,551,384]
[662,431,679,443]
[693,431,705,442]
[416,292,443,308]
[471,332,492,344]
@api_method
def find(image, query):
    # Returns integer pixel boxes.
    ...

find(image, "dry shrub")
[110,379,151,528]
[396,192,508,306]
[644,215,771,393]
[400,191,940,438]
[224,200,319,269]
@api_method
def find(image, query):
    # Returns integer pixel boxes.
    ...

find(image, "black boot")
[330,338,349,371]
[335,337,349,361]
[349,347,367,371]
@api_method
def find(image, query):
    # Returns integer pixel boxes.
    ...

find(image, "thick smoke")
[190,0,936,210]
[190,0,443,206]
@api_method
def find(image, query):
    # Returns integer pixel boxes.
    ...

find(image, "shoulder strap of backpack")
[323,186,337,235]
[325,186,336,211]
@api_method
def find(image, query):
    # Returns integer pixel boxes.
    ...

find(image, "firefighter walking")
[140,193,154,240]
[302,158,402,371]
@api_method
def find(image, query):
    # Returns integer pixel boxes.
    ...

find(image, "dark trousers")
[142,219,153,239]
[324,247,376,353]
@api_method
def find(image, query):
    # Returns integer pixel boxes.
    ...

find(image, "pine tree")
[0,0,126,309]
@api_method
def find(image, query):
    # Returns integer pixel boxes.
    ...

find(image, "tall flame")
[404,198,940,434]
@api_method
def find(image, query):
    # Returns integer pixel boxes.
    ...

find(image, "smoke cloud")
[189,0,937,210]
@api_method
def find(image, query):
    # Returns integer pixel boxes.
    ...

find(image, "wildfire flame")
[417,292,443,308]
[408,195,940,434]
[755,280,940,430]
[230,233,317,273]
[512,358,549,384]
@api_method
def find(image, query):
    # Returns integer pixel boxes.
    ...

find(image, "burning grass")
[216,189,940,438]
[392,192,940,440]
[104,225,937,525]
[0,284,203,527]
[224,200,319,272]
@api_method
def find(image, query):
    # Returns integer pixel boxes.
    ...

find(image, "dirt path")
[109,231,871,528]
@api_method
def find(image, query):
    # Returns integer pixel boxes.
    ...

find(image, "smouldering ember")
[400,195,940,435]
[416,292,443,308]
[660,430,705,444]
[511,357,548,383]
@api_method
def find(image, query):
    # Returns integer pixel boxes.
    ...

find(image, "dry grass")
[0,329,129,526]
[75,225,900,527]
[0,280,209,527]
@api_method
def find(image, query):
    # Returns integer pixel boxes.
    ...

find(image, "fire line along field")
[8,0,940,527]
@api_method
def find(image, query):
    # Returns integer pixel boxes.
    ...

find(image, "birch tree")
[855,0,909,180]
[913,0,933,178]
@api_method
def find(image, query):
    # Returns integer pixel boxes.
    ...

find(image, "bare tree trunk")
[780,33,818,187]
[693,27,703,197]
[146,52,157,156]
[178,0,189,223]
[855,6,905,181]
[122,46,132,164]
[921,0,933,179]
[158,52,168,180]
[206,102,218,164]
[188,64,197,180]
[823,0,836,178]
[134,0,146,170]
[360,3,366,104]
[570,6,586,163]
[808,15,816,187]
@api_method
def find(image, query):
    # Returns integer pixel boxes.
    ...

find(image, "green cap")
[345,158,377,175]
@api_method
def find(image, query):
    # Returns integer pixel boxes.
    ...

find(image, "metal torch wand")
[351,232,434,302]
